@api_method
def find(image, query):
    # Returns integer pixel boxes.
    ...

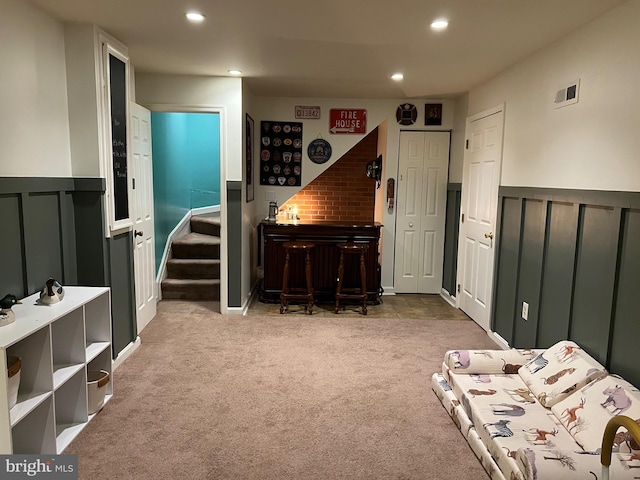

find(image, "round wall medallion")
[396,103,417,125]
[307,138,332,164]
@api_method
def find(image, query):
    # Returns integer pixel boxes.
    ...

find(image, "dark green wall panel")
[513,199,546,348]
[609,209,640,386]
[570,205,620,364]
[22,193,63,295]
[0,195,25,297]
[73,191,108,286]
[108,232,136,357]
[492,197,522,343]
[443,184,461,295]
[227,181,242,307]
[537,202,578,347]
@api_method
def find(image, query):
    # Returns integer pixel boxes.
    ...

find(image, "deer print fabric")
[518,341,607,408]
[551,374,640,452]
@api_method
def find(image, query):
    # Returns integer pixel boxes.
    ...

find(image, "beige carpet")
[68,299,498,479]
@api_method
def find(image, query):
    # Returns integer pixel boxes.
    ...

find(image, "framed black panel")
[537,202,578,347]
[0,195,25,297]
[227,181,242,307]
[570,205,620,363]
[609,209,640,386]
[492,197,523,344]
[513,199,546,348]
[22,192,63,295]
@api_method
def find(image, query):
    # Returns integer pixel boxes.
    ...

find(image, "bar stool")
[334,242,368,315]
[280,241,315,314]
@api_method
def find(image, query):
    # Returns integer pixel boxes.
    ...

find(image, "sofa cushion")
[551,374,640,452]
[517,340,607,408]
[444,348,539,375]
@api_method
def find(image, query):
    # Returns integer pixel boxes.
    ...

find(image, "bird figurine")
[39,277,64,305]
[0,294,22,327]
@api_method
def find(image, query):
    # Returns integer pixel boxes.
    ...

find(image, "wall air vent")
[554,79,580,109]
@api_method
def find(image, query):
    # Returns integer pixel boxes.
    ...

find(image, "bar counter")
[259,220,382,304]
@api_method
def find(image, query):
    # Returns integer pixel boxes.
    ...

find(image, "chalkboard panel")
[109,53,128,221]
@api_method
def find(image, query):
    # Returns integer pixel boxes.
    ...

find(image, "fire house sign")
[329,109,367,134]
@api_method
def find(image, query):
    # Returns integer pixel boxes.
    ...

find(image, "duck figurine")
[40,278,64,305]
[0,294,22,327]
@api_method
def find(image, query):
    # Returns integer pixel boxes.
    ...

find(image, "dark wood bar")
[259,220,383,304]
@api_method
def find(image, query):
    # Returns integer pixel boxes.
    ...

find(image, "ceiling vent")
[554,79,580,109]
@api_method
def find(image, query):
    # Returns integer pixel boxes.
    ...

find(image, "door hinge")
[457,284,461,294]
[461,213,465,223]
[132,178,136,189]
[465,139,469,149]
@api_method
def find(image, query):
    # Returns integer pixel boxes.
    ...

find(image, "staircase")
[161,216,221,300]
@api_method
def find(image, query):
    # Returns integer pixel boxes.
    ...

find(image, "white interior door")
[457,106,504,331]
[394,131,450,293]
[130,103,156,333]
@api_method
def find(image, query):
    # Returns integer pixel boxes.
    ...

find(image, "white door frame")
[144,104,227,314]
[394,130,450,293]
[456,104,505,332]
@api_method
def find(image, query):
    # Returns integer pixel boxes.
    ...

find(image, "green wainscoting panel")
[608,209,640,386]
[513,199,546,348]
[443,184,461,295]
[73,191,108,286]
[569,205,621,364]
[108,232,136,357]
[537,202,579,348]
[22,193,64,295]
[227,181,242,307]
[0,195,25,297]
[492,196,523,343]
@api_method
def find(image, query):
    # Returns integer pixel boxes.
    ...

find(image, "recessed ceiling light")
[391,73,404,81]
[185,12,205,22]
[228,70,243,76]
[431,19,449,30]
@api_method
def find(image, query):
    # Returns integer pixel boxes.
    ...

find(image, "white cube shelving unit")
[0,287,112,454]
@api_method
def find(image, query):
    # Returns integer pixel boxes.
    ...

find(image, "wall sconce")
[366,155,383,188]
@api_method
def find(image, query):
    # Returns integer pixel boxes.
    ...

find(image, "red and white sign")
[329,109,367,134]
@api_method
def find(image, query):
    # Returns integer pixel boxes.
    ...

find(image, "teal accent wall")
[151,112,221,271]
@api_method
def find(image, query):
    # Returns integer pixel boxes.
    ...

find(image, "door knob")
[134,230,143,237]
[408,222,414,228]
[484,232,494,239]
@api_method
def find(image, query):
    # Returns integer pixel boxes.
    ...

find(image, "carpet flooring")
[67,297,498,479]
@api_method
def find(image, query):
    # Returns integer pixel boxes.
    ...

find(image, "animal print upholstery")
[432,341,640,479]
[443,348,540,375]
[517,340,607,408]
[551,374,640,452]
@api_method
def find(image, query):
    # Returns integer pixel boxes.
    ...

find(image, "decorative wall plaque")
[307,138,332,164]
[260,121,303,186]
[396,103,417,125]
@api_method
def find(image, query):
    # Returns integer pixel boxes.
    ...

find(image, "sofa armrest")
[444,348,541,375]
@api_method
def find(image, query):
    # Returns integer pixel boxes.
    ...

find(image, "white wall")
[468,0,640,192]
[0,0,71,176]
[251,97,457,292]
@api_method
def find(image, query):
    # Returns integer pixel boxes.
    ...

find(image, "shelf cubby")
[0,287,112,454]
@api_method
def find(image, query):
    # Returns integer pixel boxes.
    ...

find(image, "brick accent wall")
[282,129,378,223]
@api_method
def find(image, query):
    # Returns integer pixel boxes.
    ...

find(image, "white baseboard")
[113,336,141,370]
[192,205,220,216]
[489,331,511,350]
[440,288,457,307]
[382,286,395,295]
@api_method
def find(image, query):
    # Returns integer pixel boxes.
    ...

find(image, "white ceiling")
[31,0,627,99]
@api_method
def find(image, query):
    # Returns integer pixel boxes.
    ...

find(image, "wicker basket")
[7,356,21,409]
[87,370,109,415]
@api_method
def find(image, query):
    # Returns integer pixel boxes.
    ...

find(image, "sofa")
[432,340,640,479]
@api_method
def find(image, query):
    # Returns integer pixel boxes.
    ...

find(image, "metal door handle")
[484,232,494,239]
[134,230,143,237]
